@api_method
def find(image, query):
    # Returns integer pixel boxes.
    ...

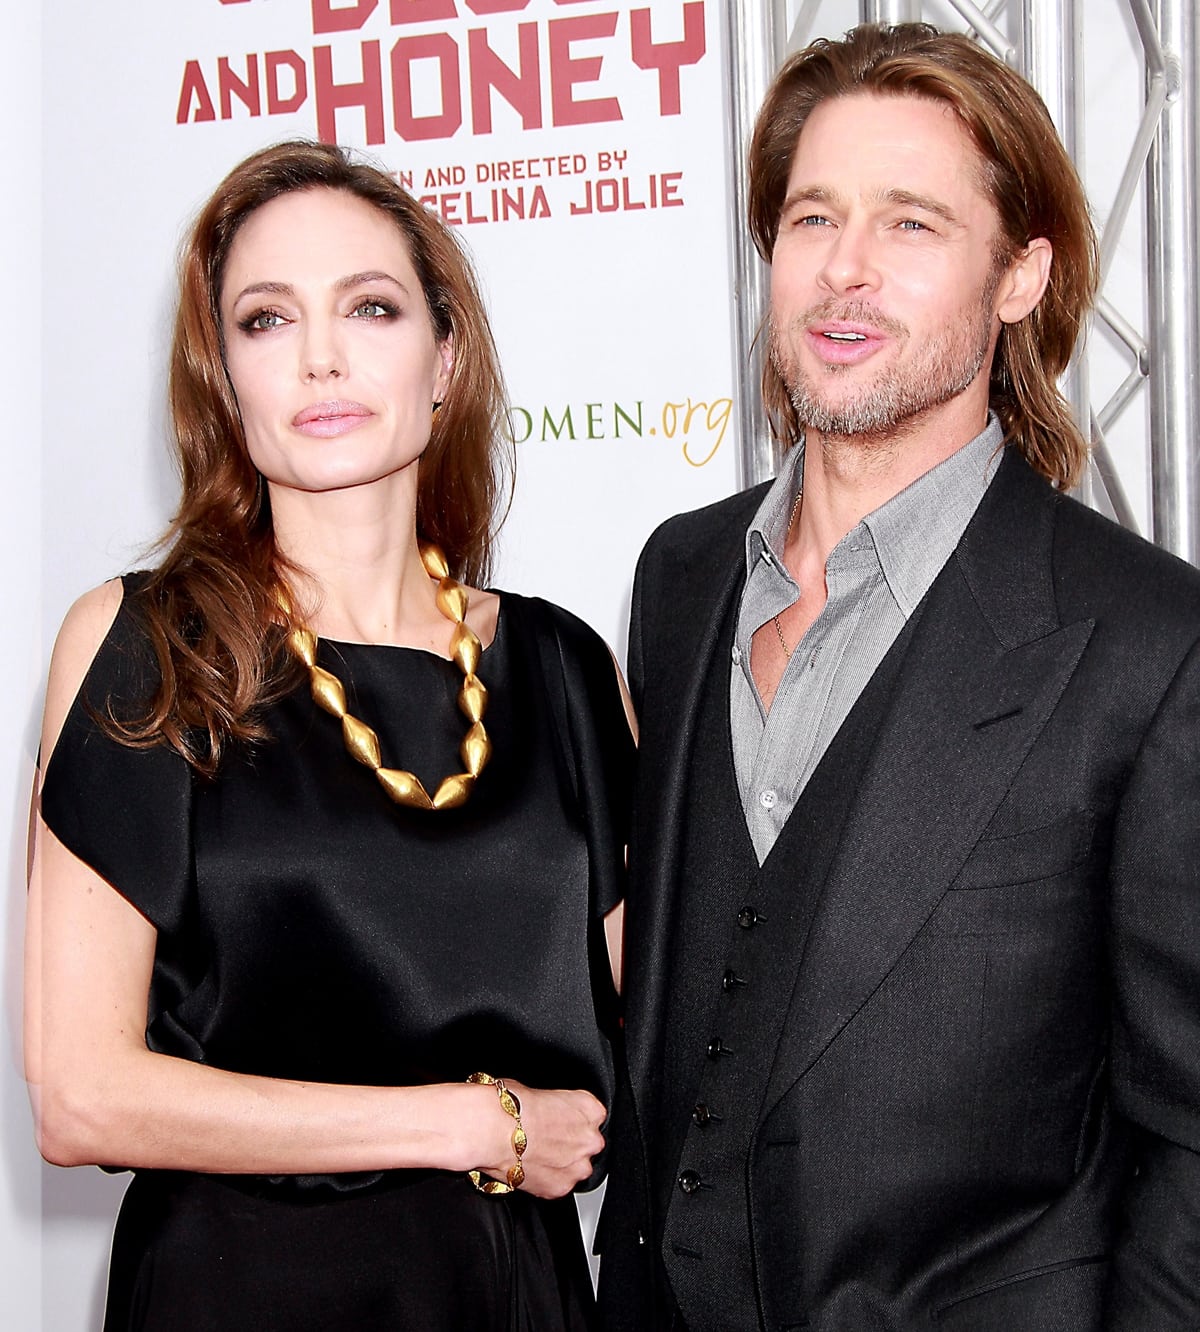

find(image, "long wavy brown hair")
[749,23,1097,488]
[115,140,510,774]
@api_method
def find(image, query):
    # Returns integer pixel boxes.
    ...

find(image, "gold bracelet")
[466,1072,527,1194]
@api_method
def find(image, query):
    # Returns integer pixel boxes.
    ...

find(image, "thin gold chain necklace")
[284,543,491,810]
[772,489,804,659]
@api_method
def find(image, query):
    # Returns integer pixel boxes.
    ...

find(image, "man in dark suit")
[598,23,1200,1331]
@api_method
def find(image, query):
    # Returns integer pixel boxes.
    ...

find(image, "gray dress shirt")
[731,416,1004,862]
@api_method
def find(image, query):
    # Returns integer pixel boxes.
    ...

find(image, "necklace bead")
[284,543,492,811]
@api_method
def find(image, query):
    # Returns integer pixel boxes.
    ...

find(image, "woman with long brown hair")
[26,140,632,1330]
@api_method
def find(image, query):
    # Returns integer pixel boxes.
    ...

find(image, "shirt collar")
[744,414,1005,612]
[862,414,1004,615]
[744,441,805,577]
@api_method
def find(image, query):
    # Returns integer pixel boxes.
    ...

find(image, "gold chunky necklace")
[284,543,491,810]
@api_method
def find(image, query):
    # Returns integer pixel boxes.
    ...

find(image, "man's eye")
[898,219,928,232]
[799,214,831,227]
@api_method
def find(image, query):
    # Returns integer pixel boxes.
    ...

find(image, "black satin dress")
[40,575,634,1332]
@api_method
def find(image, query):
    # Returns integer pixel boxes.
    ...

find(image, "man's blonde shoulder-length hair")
[749,23,1098,490]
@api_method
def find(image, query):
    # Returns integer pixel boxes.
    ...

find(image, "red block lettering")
[391,34,463,141]
[314,41,386,144]
[464,0,530,11]
[389,0,457,21]
[312,0,379,34]
[266,51,308,114]
[176,60,216,124]
[218,55,262,119]
[631,4,706,116]
[548,13,621,127]
[469,23,541,133]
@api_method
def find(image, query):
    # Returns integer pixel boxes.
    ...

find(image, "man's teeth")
[825,331,866,341]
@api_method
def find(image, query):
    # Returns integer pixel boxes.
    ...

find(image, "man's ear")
[996,237,1053,324]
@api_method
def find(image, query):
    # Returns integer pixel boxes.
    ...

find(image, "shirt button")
[678,1169,703,1195]
[737,906,759,929]
[731,644,742,665]
[759,789,777,810]
[692,1103,712,1126]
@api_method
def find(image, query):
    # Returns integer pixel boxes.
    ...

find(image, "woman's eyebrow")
[335,270,409,293]
[230,272,411,304]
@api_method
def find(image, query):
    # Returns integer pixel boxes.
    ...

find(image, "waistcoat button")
[707,1036,732,1059]
[737,906,759,929]
[678,1170,703,1195]
[692,1102,711,1126]
[721,968,746,993]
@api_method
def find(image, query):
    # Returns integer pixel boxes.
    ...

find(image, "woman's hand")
[469,1081,605,1199]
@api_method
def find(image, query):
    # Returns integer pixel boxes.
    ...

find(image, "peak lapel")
[762,451,1095,1114]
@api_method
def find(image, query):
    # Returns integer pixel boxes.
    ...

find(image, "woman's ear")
[434,336,455,405]
[996,237,1053,325]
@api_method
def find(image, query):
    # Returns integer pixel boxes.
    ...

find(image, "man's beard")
[771,285,998,442]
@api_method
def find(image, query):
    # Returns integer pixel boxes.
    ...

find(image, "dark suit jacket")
[599,448,1200,1330]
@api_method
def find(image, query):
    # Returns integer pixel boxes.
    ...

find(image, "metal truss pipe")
[1018,0,1084,224]
[859,0,920,21]
[1147,0,1200,560]
[726,0,785,487]
[953,1,1016,65]
[1102,4,1167,287]
[1018,0,1092,504]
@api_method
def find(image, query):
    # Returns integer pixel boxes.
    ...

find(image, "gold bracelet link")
[466,1072,528,1194]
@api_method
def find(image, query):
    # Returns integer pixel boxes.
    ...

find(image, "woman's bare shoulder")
[41,579,127,764]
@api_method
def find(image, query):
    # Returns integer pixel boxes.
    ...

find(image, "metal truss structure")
[726,0,1199,562]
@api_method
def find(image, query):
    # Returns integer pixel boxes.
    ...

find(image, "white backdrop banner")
[34,1,741,1324]
[44,0,742,655]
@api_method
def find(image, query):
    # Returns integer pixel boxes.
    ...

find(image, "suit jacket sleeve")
[1106,635,1200,1326]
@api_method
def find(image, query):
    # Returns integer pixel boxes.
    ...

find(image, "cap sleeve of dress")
[39,574,193,935]
[517,596,635,920]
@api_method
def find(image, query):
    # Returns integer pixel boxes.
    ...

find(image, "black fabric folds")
[39,575,634,1330]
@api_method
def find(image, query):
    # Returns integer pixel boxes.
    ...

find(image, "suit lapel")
[762,451,1095,1114]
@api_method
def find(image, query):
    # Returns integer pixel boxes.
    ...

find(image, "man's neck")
[793,406,990,572]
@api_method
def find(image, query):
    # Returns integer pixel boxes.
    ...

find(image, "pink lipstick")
[292,400,373,438]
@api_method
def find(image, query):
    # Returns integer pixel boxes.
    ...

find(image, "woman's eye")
[351,300,396,320]
[241,309,285,332]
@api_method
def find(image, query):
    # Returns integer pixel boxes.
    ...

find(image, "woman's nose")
[300,324,346,382]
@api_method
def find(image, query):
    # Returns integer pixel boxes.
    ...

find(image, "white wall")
[2,0,45,1324]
